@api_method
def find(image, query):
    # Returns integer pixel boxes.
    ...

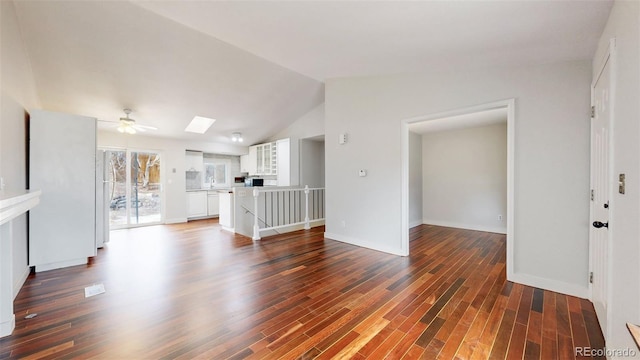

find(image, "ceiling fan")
[99,109,158,134]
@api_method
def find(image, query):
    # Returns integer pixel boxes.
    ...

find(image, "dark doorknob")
[593,221,608,228]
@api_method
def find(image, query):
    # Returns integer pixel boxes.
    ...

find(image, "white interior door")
[590,54,611,334]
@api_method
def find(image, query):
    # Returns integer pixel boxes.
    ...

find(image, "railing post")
[252,188,261,240]
[304,185,310,230]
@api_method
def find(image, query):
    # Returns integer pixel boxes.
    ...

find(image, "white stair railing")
[252,185,325,240]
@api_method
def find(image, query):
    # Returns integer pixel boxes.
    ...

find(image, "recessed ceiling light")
[185,116,216,134]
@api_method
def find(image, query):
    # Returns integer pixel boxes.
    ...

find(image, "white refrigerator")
[29,109,104,272]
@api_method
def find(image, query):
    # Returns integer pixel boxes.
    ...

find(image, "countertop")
[186,188,230,192]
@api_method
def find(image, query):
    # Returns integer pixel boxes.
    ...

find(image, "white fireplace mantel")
[1,189,41,337]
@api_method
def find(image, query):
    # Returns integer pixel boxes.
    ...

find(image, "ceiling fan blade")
[135,124,158,130]
[97,120,119,127]
[98,114,156,133]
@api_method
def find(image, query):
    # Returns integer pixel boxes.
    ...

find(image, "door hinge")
[591,189,594,201]
[589,272,594,284]
[591,105,595,118]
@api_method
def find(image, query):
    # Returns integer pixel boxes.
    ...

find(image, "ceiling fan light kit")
[117,121,136,134]
[99,108,158,135]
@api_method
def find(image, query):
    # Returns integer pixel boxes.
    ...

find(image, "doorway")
[401,99,515,279]
[105,149,163,229]
[300,135,325,188]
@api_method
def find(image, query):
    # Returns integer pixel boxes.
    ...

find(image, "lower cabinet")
[219,192,233,229]
[187,191,221,219]
[186,191,207,218]
[207,192,220,216]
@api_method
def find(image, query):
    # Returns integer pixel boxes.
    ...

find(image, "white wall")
[300,139,325,188]
[98,131,247,223]
[270,103,324,142]
[268,102,325,187]
[592,1,640,354]
[1,0,41,296]
[421,123,507,234]
[408,132,422,227]
[325,60,592,297]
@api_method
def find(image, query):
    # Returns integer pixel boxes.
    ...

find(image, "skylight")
[185,116,216,134]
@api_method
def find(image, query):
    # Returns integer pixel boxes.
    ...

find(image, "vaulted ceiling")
[12,0,612,145]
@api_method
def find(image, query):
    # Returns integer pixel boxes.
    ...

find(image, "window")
[204,159,231,188]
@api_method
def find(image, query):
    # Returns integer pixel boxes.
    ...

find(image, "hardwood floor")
[1,221,604,359]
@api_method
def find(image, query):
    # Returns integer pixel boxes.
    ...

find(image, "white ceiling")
[13,1,324,145]
[409,107,507,134]
[12,0,612,144]
[133,0,613,80]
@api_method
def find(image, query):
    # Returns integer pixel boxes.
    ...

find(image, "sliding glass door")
[106,149,162,229]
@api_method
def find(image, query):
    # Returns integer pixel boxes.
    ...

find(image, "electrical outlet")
[341,220,346,228]
[498,215,503,221]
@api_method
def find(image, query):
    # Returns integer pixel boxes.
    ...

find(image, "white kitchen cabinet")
[207,192,220,216]
[248,142,278,176]
[186,191,207,218]
[240,154,249,173]
[276,138,299,186]
[185,150,204,172]
[277,139,290,186]
[260,142,277,175]
[247,146,258,175]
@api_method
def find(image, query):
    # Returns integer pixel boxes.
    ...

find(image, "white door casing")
[401,99,515,263]
[589,40,614,337]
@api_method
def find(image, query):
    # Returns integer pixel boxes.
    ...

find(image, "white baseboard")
[509,272,589,299]
[13,266,30,299]
[34,258,87,272]
[409,219,423,228]
[221,226,235,233]
[0,315,15,338]
[165,218,187,224]
[324,232,405,256]
[422,219,507,234]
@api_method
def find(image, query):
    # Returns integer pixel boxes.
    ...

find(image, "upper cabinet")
[247,146,258,175]
[276,139,290,186]
[276,138,299,187]
[245,138,298,186]
[240,154,250,173]
[258,142,277,175]
[248,142,277,176]
[244,138,298,186]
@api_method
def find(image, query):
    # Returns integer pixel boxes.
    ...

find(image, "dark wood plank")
[0,222,605,360]
[488,309,516,359]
